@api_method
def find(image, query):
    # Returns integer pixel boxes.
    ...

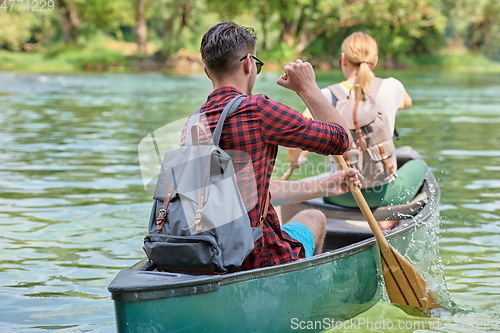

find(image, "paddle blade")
[381,245,441,310]
[333,155,441,314]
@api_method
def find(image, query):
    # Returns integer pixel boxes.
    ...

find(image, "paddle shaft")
[281,163,299,181]
[281,151,310,181]
[333,155,389,249]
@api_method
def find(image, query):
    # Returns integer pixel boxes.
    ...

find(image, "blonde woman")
[289,32,426,211]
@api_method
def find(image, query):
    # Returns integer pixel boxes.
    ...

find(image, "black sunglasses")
[239,55,264,74]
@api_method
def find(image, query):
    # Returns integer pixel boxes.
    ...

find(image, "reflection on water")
[0,71,499,332]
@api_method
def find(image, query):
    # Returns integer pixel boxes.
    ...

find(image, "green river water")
[0,70,498,332]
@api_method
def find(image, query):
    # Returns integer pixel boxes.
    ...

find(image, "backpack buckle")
[194,209,203,232]
[258,215,265,227]
[156,209,168,231]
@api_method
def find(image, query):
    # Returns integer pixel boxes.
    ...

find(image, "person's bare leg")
[378,219,399,230]
[284,209,326,255]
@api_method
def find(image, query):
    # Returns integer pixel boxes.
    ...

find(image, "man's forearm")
[270,179,324,206]
[270,169,360,206]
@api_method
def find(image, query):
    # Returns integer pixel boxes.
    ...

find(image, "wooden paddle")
[281,151,309,181]
[333,155,441,311]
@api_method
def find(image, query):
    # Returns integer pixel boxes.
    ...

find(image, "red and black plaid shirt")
[185,87,349,270]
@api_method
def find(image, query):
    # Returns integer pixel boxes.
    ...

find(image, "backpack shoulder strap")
[328,79,384,102]
[259,191,270,227]
[212,94,247,145]
[190,122,212,145]
[327,83,349,104]
[184,107,202,146]
[329,90,339,107]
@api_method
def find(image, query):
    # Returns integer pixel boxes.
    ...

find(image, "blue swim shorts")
[282,222,315,258]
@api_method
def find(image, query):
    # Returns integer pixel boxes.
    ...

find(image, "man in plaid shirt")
[194,21,359,270]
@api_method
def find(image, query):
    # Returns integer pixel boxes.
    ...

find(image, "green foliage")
[146,0,207,57]
[0,0,499,70]
[442,0,500,58]
[74,0,135,43]
[205,0,245,19]
[0,50,75,71]
[304,0,446,66]
[205,0,448,67]
[52,48,126,68]
[44,34,128,69]
[409,51,500,71]
[0,12,30,51]
[0,11,57,51]
[260,43,297,64]
[483,24,500,61]
[0,33,128,72]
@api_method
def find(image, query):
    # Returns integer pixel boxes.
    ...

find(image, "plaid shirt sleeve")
[256,95,350,155]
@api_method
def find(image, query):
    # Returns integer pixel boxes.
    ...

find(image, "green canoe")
[108,146,440,332]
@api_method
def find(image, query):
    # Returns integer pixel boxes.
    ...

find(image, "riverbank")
[1,40,499,74]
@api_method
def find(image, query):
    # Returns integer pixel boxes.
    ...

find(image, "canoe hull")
[109,146,440,332]
[112,242,381,332]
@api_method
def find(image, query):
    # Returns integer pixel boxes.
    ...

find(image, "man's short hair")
[201,21,257,77]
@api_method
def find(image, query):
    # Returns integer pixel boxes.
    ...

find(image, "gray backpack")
[328,78,397,188]
[143,95,263,274]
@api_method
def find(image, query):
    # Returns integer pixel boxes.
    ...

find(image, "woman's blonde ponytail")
[341,32,378,101]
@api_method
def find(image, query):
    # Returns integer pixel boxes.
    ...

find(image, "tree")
[56,0,134,45]
[0,12,31,51]
[57,0,80,44]
[442,0,500,54]
[136,0,148,53]
[149,0,200,57]
[207,0,443,60]
[0,11,58,52]
[363,0,445,61]
[467,1,499,53]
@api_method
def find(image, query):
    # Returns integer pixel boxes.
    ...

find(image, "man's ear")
[242,54,251,75]
[203,66,211,80]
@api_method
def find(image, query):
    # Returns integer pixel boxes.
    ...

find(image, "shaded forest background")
[1,0,499,72]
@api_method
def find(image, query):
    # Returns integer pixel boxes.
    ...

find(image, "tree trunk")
[260,9,269,50]
[136,0,148,54]
[162,13,176,57]
[279,0,300,47]
[57,0,79,45]
[469,15,493,53]
[180,2,192,31]
[281,21,296,47]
